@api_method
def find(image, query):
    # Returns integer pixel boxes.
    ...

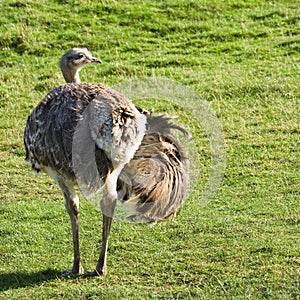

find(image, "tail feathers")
[146,113,190,137]
[117,125,189,223]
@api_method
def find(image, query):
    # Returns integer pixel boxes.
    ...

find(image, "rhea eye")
[77,54,84,59]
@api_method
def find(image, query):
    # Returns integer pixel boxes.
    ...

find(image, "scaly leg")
[85,213,114,276]
[58,179,84,276]
[85,166,122,276]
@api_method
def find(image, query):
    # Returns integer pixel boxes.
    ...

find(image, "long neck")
[61,65,81,83]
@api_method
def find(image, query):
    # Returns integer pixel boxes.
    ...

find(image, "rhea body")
[24,48,189,276]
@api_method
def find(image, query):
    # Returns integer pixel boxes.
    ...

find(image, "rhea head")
[60,48,102,83]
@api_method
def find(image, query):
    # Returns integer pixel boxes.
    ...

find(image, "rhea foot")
[84,267,106,277]
[61,265,84,277]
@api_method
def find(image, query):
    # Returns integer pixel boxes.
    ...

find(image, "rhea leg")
[58,179,84,275]
[85,213,114,276]
[85,166,122,276]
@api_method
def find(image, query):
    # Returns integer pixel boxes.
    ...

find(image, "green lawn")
[0,0,299,299]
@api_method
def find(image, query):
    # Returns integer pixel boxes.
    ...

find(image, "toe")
[84,270,104,277]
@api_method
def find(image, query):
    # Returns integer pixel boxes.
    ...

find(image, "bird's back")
[24,83,140,182]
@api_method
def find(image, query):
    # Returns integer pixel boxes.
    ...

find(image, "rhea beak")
[91,57,102,64]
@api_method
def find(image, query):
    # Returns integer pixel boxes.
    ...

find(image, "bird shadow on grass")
[0,269,62,291]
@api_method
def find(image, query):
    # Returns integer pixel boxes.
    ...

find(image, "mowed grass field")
[0,0,299,299]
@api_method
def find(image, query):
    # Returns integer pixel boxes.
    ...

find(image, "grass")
[0,0,299,298]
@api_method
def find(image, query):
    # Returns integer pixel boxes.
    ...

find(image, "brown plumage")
[24,48,189,276]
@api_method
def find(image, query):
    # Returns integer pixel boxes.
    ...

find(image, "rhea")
[24,48,189,276]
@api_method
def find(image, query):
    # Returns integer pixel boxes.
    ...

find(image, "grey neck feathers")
[61,65,81,84]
